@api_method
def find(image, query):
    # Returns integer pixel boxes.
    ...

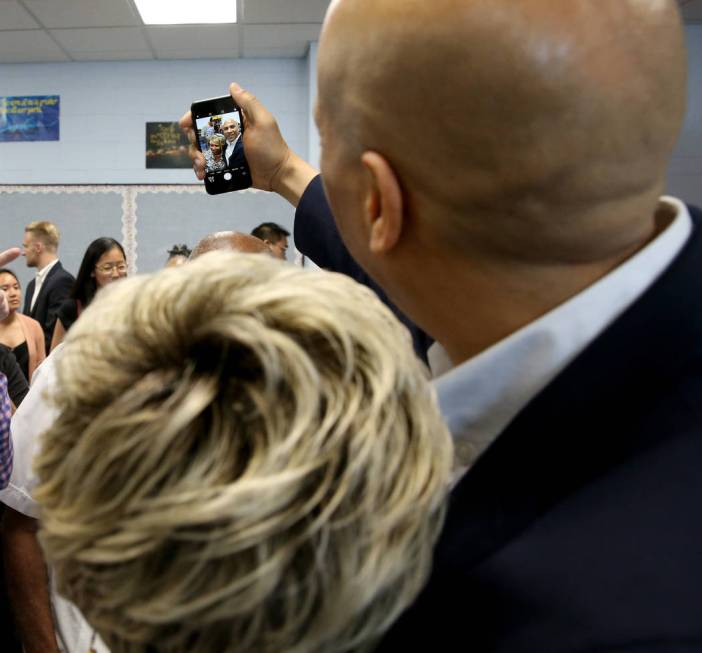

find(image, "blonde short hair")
[207,133,226,150]
[25,220,60,251]
[34,252,453,653]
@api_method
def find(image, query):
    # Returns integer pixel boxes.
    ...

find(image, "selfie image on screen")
[196,110,246,174]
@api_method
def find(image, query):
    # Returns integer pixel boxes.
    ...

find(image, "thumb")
[230,82,268,127]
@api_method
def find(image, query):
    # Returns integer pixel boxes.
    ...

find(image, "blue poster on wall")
[0,95,60,142]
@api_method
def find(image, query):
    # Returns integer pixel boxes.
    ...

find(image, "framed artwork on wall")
[0,95,60,142]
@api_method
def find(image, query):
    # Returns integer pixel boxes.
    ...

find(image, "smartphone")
[190,95,252,195]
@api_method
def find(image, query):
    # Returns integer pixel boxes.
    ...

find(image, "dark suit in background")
[23,262,74,354]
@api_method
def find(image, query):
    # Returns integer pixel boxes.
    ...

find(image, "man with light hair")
[27,252,452,653]
[181,0,702,649]
[22,221,74,353]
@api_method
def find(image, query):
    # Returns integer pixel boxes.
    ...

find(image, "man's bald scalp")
[318,0,687,261]
[192,231,271,258]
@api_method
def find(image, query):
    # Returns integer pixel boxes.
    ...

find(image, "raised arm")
[180,83,317,207]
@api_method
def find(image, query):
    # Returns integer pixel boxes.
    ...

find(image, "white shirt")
[29,258,59,312]
[0,345,109,653]
[435,197,693,475]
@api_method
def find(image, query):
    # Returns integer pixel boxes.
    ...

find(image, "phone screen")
[191,95,252,194]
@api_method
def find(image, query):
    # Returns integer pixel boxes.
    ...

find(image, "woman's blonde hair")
[207,133,226,151]
[34,252,453,653]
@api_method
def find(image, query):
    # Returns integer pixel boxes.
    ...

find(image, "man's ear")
[361,151,404,254]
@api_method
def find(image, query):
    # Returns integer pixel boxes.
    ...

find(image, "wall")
[667,25,702,206]
[307,42,320,170]
[0,57,309,282]
[0,58,308,184]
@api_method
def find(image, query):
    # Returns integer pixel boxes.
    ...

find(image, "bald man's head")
[192,232,271,258]
[317,0,687,263]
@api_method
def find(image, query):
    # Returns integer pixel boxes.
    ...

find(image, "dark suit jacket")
[224,138,246,170]
[294,175,433,362]
[23,261,74,353]
[376,205,702,651]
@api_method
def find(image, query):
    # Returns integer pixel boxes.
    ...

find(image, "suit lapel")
[440,206,702,568]
[27,261,62,319]
[24,279,35,316]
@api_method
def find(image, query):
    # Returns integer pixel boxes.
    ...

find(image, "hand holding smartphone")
[190,95,252,195]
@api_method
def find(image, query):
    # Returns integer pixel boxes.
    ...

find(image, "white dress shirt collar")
[29,258,59,312]
[435,197,693,474]
[35,258,59,283]
[225,135,240,157]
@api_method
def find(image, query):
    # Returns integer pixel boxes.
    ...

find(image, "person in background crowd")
[1,343,104,653]
[165,244,192,268]
[0,375,11,491]
[204,133,227,172]
[0,346,28,409]
[0,250,18,484]
[0,246,22,653]
[0,269,45,383]
[1,234,113,653]
[250,222,290,260]
[21,221,74,354]
[51,237,127,351]
[182,0,702,649]
[191,231,271,258]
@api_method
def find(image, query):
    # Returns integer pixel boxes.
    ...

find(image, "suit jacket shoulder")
[378,205,702,653]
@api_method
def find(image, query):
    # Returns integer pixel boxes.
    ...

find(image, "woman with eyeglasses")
[50,238,127,352]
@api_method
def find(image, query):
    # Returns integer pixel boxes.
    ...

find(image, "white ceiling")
[0,0,331,63]
[0,0,700,65]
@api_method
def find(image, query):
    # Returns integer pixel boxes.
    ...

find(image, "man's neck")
[384,237,654,367]
[36,254,58,272]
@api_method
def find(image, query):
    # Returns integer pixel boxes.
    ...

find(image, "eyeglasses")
[95,262,127,274]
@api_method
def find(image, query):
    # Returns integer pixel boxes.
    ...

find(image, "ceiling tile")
[152,49,238,60]
[50,27,150,53]
[146,25,239,51]
[242,0,330,24]
[0,30,69,61]
[0,1,41,30]
[21,0,140,28]
[69,49,153,61]
[243,24,320,57]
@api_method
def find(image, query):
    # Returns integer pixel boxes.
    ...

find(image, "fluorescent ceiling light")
[134,0,237,25]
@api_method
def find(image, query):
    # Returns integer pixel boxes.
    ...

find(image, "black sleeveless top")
[11,340,29,385]
[56,298,81,333]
